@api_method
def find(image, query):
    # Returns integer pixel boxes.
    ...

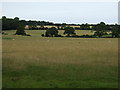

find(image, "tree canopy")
[93,22,108,37]
[63,27,76,36]
[111,25,120,38]
[15,25,26,35]
[45,27,58,37]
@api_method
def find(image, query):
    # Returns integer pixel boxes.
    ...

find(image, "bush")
[41,34,45,37]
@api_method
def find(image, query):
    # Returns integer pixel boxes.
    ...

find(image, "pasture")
[2,30,118,88]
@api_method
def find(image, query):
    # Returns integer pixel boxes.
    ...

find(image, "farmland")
[2,30,118,88]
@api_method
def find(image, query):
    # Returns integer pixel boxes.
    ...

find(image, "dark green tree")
[111,25,120,38]
[2,16,19,30]
[45,27,58,37]
[14,17,19,21]
[94,22,107,37]
[94,31,105,37]
[63,27,76,36]
[15,24,26,35]
[61,23,67,30]
[80,23,90,30]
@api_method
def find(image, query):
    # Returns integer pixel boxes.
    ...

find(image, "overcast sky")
[1,0,119,24]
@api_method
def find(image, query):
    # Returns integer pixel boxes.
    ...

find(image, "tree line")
[42,23,120,38]
[1,16,78,30]
[1,16,120,38]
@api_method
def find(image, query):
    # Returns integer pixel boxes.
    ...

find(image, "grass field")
[3,30,94,36]
[2,30,118,88]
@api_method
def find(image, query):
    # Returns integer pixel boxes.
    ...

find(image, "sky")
[1,0,119,24]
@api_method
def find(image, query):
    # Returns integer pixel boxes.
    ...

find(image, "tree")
[61,23,67,30]
[14,17,19,21]
[63,27,76,37]
[111,25,120,38]
[40,21,46,29]
[45,27,58,37]
[80,23,90,30]
[2,16,19,30]
[55,23,61,30]
[13,17,19,29]
[15,24,26,35]
[94,22,107,37]
[2,16,6,19]
[94,31,105,37]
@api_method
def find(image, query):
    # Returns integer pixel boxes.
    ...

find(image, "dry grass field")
[2,30,118,88]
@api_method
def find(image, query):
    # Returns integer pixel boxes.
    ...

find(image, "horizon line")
[1,16,118,25]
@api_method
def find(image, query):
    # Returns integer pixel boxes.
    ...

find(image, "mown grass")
[2,30,118,88]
